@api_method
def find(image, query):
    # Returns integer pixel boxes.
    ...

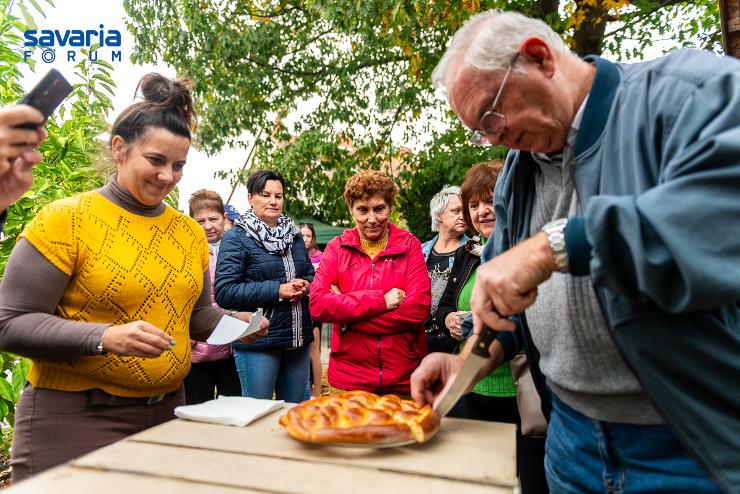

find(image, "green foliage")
[124,0,721,232]
[0,0,116,458]
[398,126,507,240]
[599,1,722,59]
[252,125,400,226]
[0,355,29,458]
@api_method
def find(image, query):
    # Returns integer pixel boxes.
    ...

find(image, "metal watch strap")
[541,218,569,273]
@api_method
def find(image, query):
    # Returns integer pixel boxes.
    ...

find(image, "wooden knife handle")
[471,326,498,359]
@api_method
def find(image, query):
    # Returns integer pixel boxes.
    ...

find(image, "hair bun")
[136,73,196,131]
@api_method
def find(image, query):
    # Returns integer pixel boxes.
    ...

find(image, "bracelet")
[97,326,110,355]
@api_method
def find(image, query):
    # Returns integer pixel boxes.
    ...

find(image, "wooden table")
[5,405,516,493]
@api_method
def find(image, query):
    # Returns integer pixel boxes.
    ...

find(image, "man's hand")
[411,337,506,409]
[384,288,406,310]
[232,311,269,344]
[410,352,464,408]
[101,321,175,358]
[471,232,555,334]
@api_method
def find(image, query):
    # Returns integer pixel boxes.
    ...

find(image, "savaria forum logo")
[23,25,122,64]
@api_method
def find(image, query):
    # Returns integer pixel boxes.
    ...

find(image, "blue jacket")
[420,233,468,264]
[488,50,740,493]
[214,226,315,351]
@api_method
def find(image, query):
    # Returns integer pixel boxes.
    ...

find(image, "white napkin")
[174,396,284,427]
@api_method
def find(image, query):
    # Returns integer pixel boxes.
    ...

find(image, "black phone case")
[16,69,73,129]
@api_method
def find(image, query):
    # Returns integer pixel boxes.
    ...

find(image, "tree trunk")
[572,0,608,56]
[719,0,740,58]
[533,0,560,19]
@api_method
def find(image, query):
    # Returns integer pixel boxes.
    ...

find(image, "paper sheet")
[206,308,263,345]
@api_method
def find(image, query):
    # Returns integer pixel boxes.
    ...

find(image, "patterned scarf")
[234,209,299,255]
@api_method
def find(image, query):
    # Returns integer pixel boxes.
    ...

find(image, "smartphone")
[15,68,73,129]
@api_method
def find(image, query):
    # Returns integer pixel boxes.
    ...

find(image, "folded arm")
[309,240,387,324]
[352,240,431,334]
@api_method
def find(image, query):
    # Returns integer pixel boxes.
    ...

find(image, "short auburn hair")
[343,170,399,208]
[460,161,503,231]
[188,189,225,217]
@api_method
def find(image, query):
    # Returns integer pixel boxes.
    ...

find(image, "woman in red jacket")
[310,170,431,395]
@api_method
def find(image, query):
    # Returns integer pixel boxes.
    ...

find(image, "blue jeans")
[545,394,720,494]
[233,346,310,403]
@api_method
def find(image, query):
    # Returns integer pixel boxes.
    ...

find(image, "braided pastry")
[279,390,440,445]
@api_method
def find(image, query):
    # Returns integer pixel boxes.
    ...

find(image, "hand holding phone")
[15,68,73,129]
[0,69,71,210]
[0,106,44,179]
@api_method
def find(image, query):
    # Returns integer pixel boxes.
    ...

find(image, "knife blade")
[433,325,499,417]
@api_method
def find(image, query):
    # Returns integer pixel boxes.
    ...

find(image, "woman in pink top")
[301,222,323,266]
[185,190,241,404]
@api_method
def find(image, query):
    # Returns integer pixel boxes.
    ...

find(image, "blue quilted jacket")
[214,226,314,351]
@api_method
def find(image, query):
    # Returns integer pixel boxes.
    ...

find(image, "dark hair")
[343,170,398,208]
[247,170,286,195]
[299,223,318,251]
[110,73,196,147]
[461,161,503,232]
[188,189,225,217]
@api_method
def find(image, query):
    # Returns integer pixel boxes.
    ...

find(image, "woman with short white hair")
[420,185,468,353]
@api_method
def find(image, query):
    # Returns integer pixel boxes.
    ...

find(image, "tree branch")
[606,0,689,36]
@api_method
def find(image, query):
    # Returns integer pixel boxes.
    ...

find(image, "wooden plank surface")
[128,410,517,488]
[71,441,511,494]
[6,467,262,494]
[3,407,516,493]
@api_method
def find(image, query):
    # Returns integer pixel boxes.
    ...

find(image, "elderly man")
[411,10,740,494]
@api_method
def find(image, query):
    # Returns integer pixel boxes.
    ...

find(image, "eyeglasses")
[469,53,520,146]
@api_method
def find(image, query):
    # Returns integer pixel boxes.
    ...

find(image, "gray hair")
[430,185,462,232]
[432,10,573,94]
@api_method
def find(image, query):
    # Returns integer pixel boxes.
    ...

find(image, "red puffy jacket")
[310,224,431,394]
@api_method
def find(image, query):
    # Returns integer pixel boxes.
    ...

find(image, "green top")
[458,239,516,397]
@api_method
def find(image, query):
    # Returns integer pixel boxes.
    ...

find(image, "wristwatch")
[541,218,569,273]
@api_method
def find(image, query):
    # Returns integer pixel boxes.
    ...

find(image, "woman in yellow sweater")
[0,73,267,482]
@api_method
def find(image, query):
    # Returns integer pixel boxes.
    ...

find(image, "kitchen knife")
[433,325,499,417]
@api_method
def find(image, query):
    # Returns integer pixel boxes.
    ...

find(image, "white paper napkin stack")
[174,396,284,427]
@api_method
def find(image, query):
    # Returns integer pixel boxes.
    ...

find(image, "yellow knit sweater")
[20,191,209,397]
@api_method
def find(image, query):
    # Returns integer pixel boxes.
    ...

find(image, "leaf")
[11,362,29,400]
[18,3,35,27]
[0,378,14,402]
[93,73,116,86]
[28,0,47,18]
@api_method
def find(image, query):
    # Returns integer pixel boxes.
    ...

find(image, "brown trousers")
[11,385,184,483]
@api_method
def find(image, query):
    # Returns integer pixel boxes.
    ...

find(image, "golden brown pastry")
[279,390,440,445]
